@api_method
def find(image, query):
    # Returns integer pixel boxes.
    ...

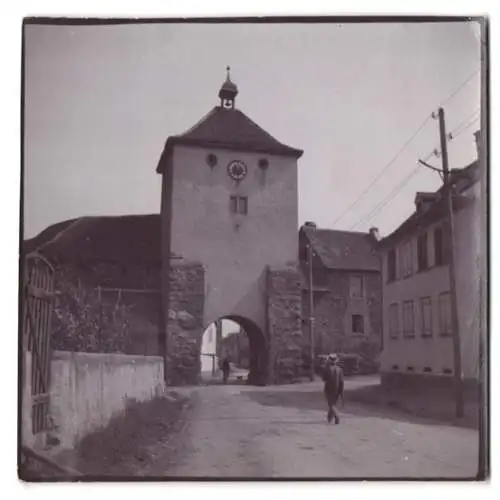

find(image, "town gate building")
[23,69,308,387]
[156,69,306,385]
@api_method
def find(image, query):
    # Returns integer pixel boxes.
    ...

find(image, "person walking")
[222,357,231,384]
[322,354,344,424]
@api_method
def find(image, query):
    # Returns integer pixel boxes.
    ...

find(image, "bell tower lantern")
[218,66,238,109]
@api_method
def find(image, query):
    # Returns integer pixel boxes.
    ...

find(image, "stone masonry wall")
[165,260,205,385]
[267,263,306,384]
[301,270,382,361]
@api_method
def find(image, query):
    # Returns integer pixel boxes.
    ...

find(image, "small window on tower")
[230,196,238,213]
[239,196,248,215]
[229,195,248,215]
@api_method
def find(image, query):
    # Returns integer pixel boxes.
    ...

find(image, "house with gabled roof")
[298,223,382,366]
[377,131,482,391]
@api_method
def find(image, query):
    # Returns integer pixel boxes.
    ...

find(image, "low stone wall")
[48,351,165,450]
[267,263,306,383]
[165,261,205,385]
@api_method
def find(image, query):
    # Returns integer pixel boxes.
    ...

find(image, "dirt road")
[151,380,479,479]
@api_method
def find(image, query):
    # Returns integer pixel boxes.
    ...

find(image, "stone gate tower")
[156,68,304,385]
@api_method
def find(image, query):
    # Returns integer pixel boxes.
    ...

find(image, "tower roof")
[156,69,303,173]
[156,106,303,173]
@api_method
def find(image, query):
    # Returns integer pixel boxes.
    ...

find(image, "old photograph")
[19,17,488,480]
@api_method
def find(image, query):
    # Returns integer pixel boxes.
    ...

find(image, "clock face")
[227,160,247,181]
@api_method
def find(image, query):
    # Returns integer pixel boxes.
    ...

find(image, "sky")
[23,21,481,240]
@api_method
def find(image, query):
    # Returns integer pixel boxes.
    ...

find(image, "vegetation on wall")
[52,278,132,353]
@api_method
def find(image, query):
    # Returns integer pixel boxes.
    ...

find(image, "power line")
[349,165,422,230]
[332,115,432,226]
[332,68,481,226]
[448,108,480,137]
[449,113,481,141]
[440,67,480,107]
[349,148,439,230]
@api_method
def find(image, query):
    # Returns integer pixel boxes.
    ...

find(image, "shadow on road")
[242,388,478,430]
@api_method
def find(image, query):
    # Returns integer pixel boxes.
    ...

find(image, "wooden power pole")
[437,107,464,418]
[308,243,315,381]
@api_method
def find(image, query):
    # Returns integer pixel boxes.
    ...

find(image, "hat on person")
[328,354,339,364]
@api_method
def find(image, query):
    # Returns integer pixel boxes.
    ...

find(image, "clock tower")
[156,68,303,383]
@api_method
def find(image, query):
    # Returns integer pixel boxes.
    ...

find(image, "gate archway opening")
[199,315,267,386]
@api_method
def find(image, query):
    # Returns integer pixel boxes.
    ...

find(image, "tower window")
[230,196,248,215]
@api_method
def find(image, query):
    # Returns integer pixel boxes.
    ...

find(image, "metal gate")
[22,253,55,435]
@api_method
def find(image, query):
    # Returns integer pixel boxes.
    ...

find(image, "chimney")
[414,192,439,213]
[369,227,380,241]
[474,129,481,160]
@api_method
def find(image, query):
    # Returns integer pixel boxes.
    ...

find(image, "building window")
[434,227,444,265]
[387,248,396,282]
[402,300,415,338]
[400,241,413,278]
[349,276,364,298]
[438,292,452,336]
[389,303,399,339]
[352,314,364,334]
[417,232,428,271]
[420,297,433,337]
[433,226,450,266]
[230,195,248,215]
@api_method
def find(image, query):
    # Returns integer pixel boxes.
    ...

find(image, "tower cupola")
[218,66,238,109]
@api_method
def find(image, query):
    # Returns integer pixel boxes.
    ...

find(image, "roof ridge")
[37,217,84,252]
[178,107,218,137]
[234,108,297,151]
[306,227,370,236]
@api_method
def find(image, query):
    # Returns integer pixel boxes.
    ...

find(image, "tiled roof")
[23,214,168,265]
[302,227,380,272]
[379,160,479,249]
[157,106,303,172]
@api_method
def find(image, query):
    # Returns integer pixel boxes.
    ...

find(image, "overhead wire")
[331,115,432,226]
[332,68,481,227]
[349,150,437,230]
[449,110,481,141]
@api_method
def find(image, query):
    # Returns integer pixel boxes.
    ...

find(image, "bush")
[52,279,132,353]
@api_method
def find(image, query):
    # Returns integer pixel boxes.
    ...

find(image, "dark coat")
[323,364,344,403]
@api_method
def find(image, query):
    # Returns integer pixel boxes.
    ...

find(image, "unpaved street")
[148,379,479,479]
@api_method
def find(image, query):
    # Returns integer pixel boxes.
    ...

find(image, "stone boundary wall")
[22,351,165,451]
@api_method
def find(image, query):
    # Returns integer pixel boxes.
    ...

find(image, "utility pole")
[437,107,464,418]
[308,243,315,381]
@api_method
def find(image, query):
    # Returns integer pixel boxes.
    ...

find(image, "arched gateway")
[157,69,307,386]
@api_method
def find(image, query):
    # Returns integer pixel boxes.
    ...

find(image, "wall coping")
[52,350,164,365]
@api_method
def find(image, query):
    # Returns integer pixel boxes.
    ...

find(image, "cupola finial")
[218,66,238,109]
